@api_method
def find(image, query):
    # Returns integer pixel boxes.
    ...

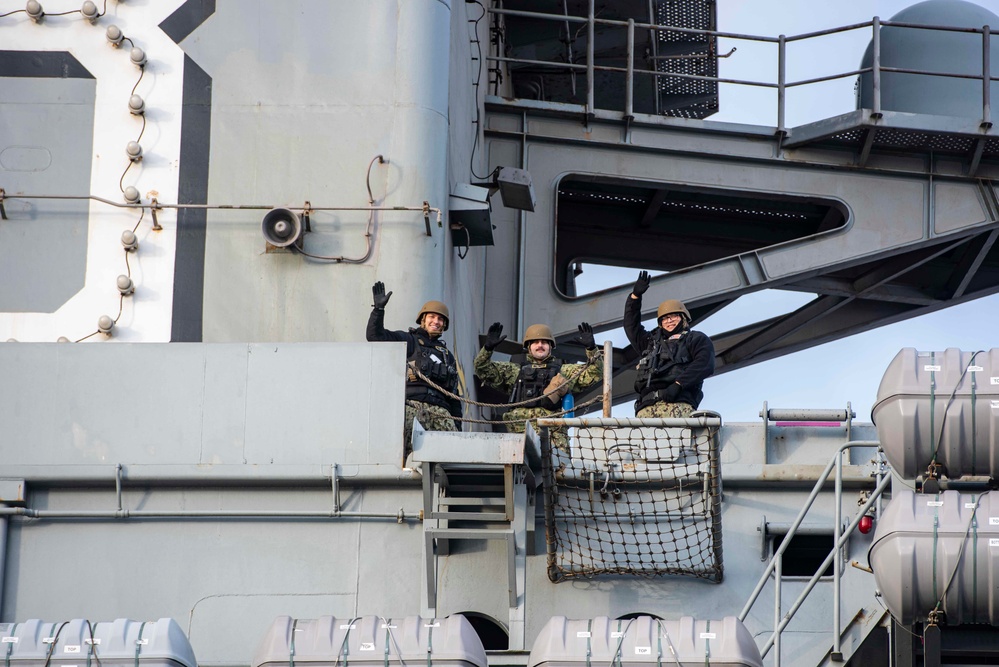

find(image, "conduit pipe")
[4,463,421,486]
[0,507,421,522]
[0,510,7,616]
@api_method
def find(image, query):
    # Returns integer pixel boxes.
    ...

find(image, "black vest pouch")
[635,333,691,394]
[411,337,458,392]
[511,361,562,408]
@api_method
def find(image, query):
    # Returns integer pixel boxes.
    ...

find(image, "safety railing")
[486,2,997,132]
[737,441,891,666]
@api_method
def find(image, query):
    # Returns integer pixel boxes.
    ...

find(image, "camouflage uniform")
[405,401,457,448]
[474,346,603,450]
[637,402,694,419]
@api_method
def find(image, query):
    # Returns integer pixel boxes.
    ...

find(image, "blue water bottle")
[562,392,575,418]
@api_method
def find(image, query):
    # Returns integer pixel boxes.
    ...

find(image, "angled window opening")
[556,175,848,298]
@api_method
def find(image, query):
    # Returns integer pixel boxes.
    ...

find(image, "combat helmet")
[657,299,690,323]
[522,323,556,348]
[416,300,450,331]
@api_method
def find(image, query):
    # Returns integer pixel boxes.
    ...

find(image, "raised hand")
[484,322,507,351]
[574,322,596,350]
[372,281,392,308]
[633,270,651,297]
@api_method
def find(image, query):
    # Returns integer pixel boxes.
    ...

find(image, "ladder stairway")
[412,421,540,650]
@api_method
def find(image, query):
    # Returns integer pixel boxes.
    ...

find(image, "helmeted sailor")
[474,321,603,449]
[625,271,715,418]
[366,281,460,457]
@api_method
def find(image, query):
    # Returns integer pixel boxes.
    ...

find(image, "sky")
[579,0,999,423]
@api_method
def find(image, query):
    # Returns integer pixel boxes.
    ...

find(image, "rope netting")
[539,418,724,583]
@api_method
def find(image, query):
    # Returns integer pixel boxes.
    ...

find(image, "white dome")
[857,0,999,118]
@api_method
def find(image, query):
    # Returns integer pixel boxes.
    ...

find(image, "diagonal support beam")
[850,242,962,294]
[784,276,939,305]
[946,229,999,298]
[719,238,969,364]
[640,187,669,227]
[969,136,987,177]
[858,127,879,167]
[721,295,848,365]
[713,298,925,374]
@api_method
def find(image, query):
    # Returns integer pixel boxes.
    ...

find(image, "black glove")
[484,322,507,351]
[663,382,682,402]
[574,322,596,350]
[633,270,651,297]
[372,281,392,309]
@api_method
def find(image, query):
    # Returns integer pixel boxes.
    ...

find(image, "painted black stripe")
[161,1,216,342]
[159,0,216,44]
[170,54,212,342]
[0,50,93,78]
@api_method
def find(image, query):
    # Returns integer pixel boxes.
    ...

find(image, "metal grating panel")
[653,0,718,119]
[829,129,866,142]
[499,1,718,118]
[809,125,997,160]
[875,129,933,148]
[927,134,974,151]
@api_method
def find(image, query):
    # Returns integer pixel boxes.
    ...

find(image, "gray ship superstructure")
[3,1,999,665]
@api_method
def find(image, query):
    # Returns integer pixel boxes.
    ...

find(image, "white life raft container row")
[872,347,999,480]
[0,619,195,667]
[251,616,488,667]
[870,488,999,625]
[527,615,762,667]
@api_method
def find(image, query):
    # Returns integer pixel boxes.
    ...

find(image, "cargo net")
[540,419,723,582]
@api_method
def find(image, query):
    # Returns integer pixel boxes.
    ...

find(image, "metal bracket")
[302,200,313,233]
[331,462,340,516]
[150,197,162,230]
[0,479,26,505]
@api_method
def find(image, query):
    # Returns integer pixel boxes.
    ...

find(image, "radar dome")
[857,0,999,118]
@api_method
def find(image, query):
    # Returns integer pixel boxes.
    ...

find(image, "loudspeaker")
[261,207,303,251]
[449,184,493,248]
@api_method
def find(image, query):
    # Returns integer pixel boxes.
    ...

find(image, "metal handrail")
[736,440,890,666]
[486,8,999,130]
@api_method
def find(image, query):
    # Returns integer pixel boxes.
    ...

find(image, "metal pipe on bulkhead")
[0,507,421,522]
[625,20,634,121]
[983,26,992,127]
[872,17,882,117]
[777,34,786,134]
[586,0,594,114]
[602,340,612,417]
[5,463,420,486]
[0,511,7,618]
[1,463,423,524]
